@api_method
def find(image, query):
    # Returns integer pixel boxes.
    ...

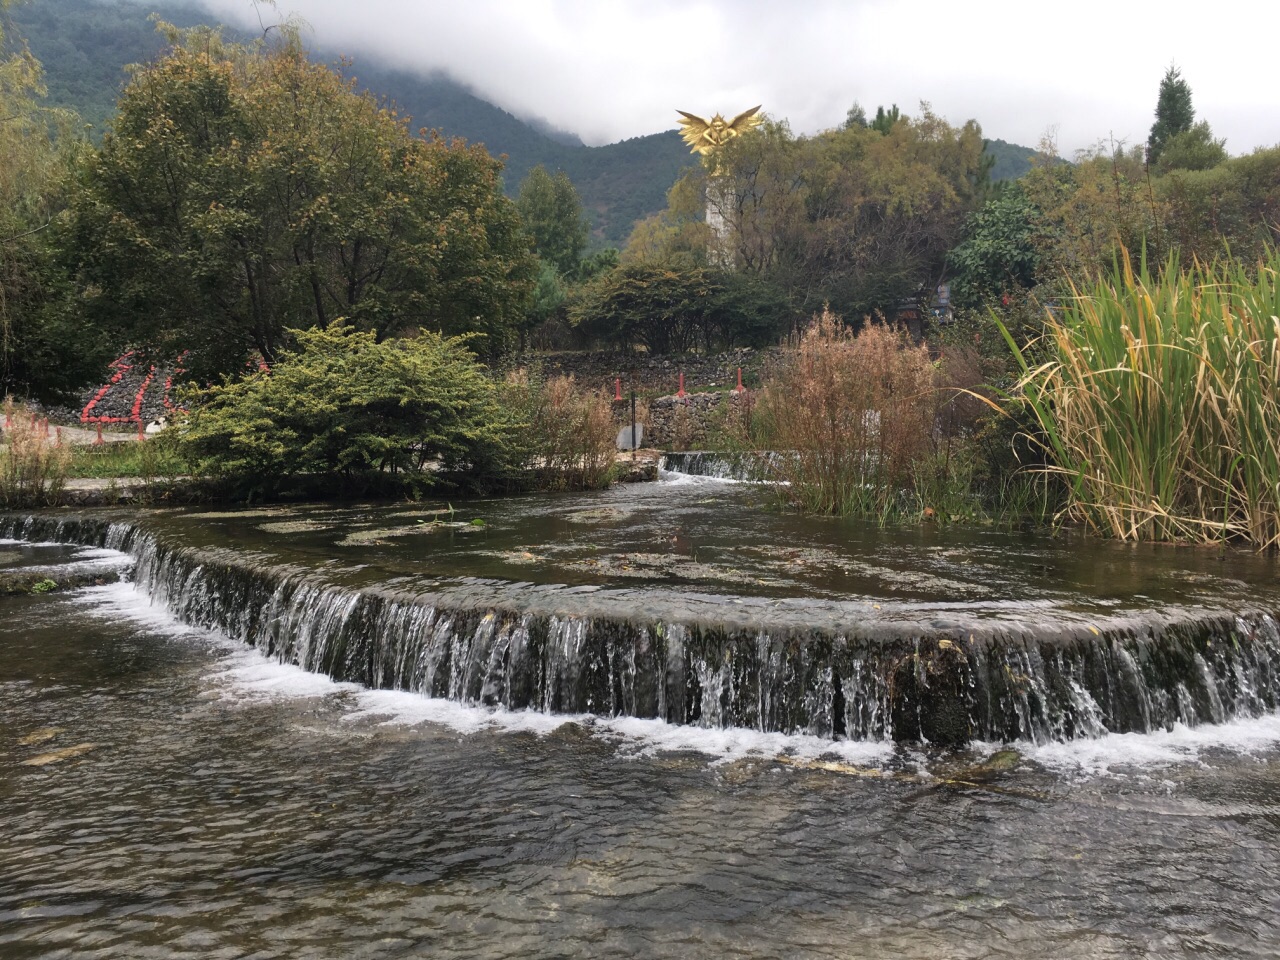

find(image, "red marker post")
[677,372,686,399]
[614,377,622,402]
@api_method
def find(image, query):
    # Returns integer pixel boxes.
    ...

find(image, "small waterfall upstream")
[659,451,780,483]
[7,512,1280,748]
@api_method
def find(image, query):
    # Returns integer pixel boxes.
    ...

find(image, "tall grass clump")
[503,370,617,490]
[753,308,940,517]
[0,398,72,506]
[1005,248,1280,547]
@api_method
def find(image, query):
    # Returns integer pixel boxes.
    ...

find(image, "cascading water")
[659,451,780,483]
[7,505,1280,749]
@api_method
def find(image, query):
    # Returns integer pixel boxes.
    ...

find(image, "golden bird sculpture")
[676,105,763,156]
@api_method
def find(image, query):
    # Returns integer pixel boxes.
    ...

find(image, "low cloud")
[200,0,1280,155]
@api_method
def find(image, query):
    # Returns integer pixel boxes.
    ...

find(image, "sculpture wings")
[676,105,763,155]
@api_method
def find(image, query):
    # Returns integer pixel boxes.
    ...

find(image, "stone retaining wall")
[612,390,753,449]
[512,347,780,397]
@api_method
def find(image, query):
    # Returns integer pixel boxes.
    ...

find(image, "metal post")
[630,390,637,458]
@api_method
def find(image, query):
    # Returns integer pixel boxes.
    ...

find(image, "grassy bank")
[67,440,187,480]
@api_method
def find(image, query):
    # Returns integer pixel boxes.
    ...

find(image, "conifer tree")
[1147,66,1194,165]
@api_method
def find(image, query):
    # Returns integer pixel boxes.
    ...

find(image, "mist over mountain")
[11,0,1040,249]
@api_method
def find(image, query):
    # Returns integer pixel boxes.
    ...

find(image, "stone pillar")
[705,178,732,268]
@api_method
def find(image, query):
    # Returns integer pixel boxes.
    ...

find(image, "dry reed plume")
[755,307,938,516]
[1,398,71,507]
[505,372,616,490]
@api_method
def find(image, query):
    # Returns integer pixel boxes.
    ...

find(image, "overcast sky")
[200,0,1279,157]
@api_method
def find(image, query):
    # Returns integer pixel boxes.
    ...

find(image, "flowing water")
[5,474,1280,956]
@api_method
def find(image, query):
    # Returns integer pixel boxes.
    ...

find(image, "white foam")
[1015,712,1280,778]
[658,468,784,488]
[68,580,360,701]
[67,580,220,640]
[658,468,740,486]
[206,647,361,700]
[344,689,576,737]
[343,688,893,766]
[595,714,892,766]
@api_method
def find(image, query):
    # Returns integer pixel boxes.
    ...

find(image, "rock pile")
[78,353,182,424]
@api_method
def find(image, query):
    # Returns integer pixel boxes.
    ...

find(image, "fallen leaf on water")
[21,743,100,766]
[18,728,64,746]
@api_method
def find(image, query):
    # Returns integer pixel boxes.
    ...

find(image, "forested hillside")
[983,138,1050,180]
[9,0,696,246]
[9,0,1037,249]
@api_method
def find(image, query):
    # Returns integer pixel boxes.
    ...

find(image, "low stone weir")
[6,511,1280,748]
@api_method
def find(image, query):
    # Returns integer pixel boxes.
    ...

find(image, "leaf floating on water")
[21,743,101,766]
[18,727,64,746]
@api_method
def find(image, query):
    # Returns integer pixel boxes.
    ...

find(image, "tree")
[1156,120,1227,173]
[658,107,989,320]
[58,26,536,378]
[948,184,1042,308]
[1158,145,1280,262]
[1147,66,1194,166]
[569,262,789,353]
[515,165,589,278]
[871,104,902,136]
[1021,140,1168,282]
[843,101,868,130]
[0,2,97,399]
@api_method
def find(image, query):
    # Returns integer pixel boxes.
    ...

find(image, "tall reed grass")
[1004,248,1280,547]
[503,371,617,490]
[0,398,71,507]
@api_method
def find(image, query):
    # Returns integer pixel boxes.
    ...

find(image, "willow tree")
[59,25,536,378]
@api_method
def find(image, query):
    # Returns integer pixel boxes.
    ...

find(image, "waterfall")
[6,511,1280,748]
[659,451,780,483]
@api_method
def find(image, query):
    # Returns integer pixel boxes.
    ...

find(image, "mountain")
[984,138,1048,181]
[9,0,694,248]
[10,0,1041,249]
[333,59,695,247]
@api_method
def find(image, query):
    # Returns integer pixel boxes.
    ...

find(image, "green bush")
[175,322,519,499]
